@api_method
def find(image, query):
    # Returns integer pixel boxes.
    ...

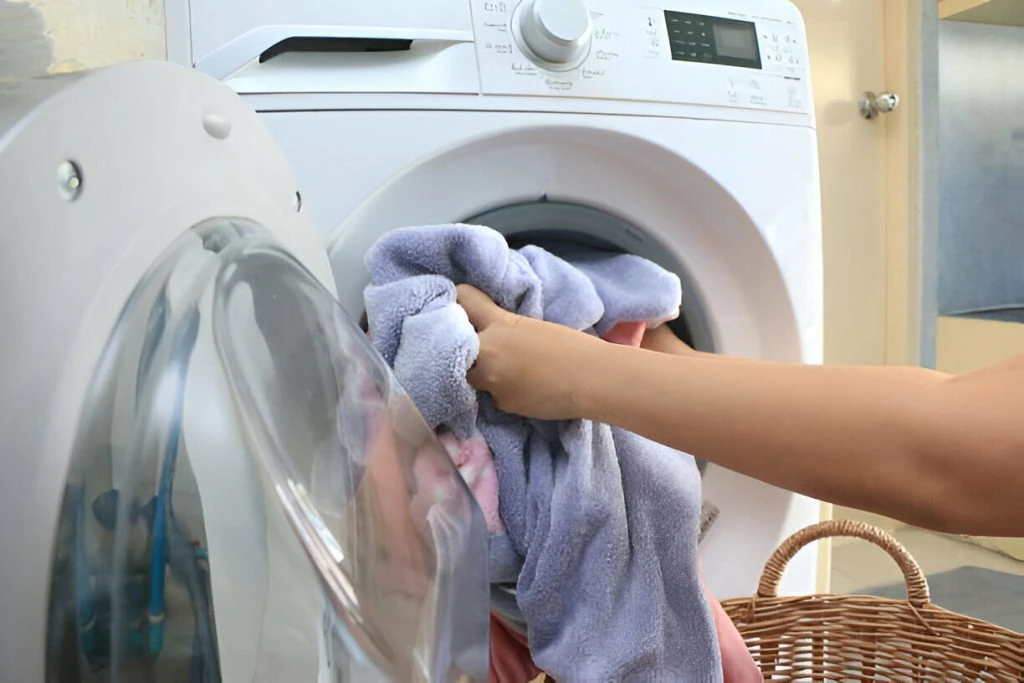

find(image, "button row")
[762,51,801,65]
[761,30,799,46]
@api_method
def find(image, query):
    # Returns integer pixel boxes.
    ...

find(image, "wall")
[0,0,165,80]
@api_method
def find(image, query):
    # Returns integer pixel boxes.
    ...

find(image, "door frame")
[885,0,937,370]
[816,0,933,593]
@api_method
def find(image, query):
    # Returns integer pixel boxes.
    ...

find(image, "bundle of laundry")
[364,224,753,681]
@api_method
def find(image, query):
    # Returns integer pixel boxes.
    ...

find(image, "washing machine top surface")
[167,0,814,125]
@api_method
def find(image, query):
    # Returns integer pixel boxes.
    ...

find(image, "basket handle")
[757,519,931,607]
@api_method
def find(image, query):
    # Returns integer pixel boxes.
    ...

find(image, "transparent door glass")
[45,218,489,683]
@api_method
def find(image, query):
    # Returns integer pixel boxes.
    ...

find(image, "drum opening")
[357,199,714,355]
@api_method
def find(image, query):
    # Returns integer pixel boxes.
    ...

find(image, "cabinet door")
[793,0,889,367]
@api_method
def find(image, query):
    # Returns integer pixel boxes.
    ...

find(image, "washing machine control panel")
[472,0,811,114]
[514,0,594,70]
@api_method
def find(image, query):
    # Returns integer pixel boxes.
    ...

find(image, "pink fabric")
[489,614,543,683]
[438,427,505,534]
[601,320,647,348]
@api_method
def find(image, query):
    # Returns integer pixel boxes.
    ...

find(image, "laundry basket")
[720,519,1024,681]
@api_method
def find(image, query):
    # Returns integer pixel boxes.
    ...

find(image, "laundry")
[429,319,653,541]
[437,428,505,535]
[489,614,543,683]
[364,224,723,681]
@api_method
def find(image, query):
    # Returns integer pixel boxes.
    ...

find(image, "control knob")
[513,0,593,69]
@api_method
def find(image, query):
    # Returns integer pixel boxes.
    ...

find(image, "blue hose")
[147,311,199,657]
[73,486,97,656]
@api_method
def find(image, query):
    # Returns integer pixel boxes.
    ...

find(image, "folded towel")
[364,224,722,681]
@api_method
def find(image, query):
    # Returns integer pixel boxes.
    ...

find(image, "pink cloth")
[489,614,543,683]
[601,320,648,348]
[437,427,505,534]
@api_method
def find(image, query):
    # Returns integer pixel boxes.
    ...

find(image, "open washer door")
[0,63,489,683]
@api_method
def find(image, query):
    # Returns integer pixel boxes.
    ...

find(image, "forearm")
[576,344,1024,535]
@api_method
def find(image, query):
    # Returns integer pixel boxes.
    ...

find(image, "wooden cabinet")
[939,0,1024,26]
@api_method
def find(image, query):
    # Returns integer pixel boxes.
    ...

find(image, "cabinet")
[939,0,1024,25]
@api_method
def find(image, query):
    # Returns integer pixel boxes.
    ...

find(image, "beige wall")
[0,0,164,79]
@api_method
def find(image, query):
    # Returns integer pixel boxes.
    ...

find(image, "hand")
[455,285,606,420]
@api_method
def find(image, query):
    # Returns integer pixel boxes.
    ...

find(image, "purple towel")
[363,224,722,681]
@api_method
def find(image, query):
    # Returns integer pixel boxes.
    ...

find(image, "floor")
[830,506,1024,595]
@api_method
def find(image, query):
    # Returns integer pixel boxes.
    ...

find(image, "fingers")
[466,362,484,391]
[456,285,504,392]
[455,284,503,331]
[465,329,491,391]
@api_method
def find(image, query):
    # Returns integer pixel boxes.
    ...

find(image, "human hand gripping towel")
[364,224,723,681]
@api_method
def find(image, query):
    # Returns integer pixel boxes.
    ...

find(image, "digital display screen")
[713,23,758,60]
[665,11,761,69]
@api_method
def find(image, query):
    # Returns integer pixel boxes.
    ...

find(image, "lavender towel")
[364,224,722,682]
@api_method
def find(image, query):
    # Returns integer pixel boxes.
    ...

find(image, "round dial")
[514,0,593,69]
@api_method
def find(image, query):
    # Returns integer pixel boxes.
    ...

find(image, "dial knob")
[515,0,593,68]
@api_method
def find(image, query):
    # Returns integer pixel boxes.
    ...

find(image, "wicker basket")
[720,519,1024,681]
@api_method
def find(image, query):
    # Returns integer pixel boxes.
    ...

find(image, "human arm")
[457,285,1024,537]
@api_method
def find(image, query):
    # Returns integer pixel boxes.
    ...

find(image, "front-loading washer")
[170,0,823,600]
[0,0,823,680]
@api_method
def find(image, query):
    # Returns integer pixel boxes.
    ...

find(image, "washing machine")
[169,0,823,596]
[0,0,822,681]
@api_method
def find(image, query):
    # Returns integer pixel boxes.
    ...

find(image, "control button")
[514,0,593,68]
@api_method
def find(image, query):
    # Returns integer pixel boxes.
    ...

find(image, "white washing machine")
[169,0,824,596]
[0,0,822,681]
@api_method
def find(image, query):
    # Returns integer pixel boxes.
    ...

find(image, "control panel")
[471,0,810,114]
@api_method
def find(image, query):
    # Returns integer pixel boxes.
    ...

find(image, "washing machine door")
[0,64,489,683]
